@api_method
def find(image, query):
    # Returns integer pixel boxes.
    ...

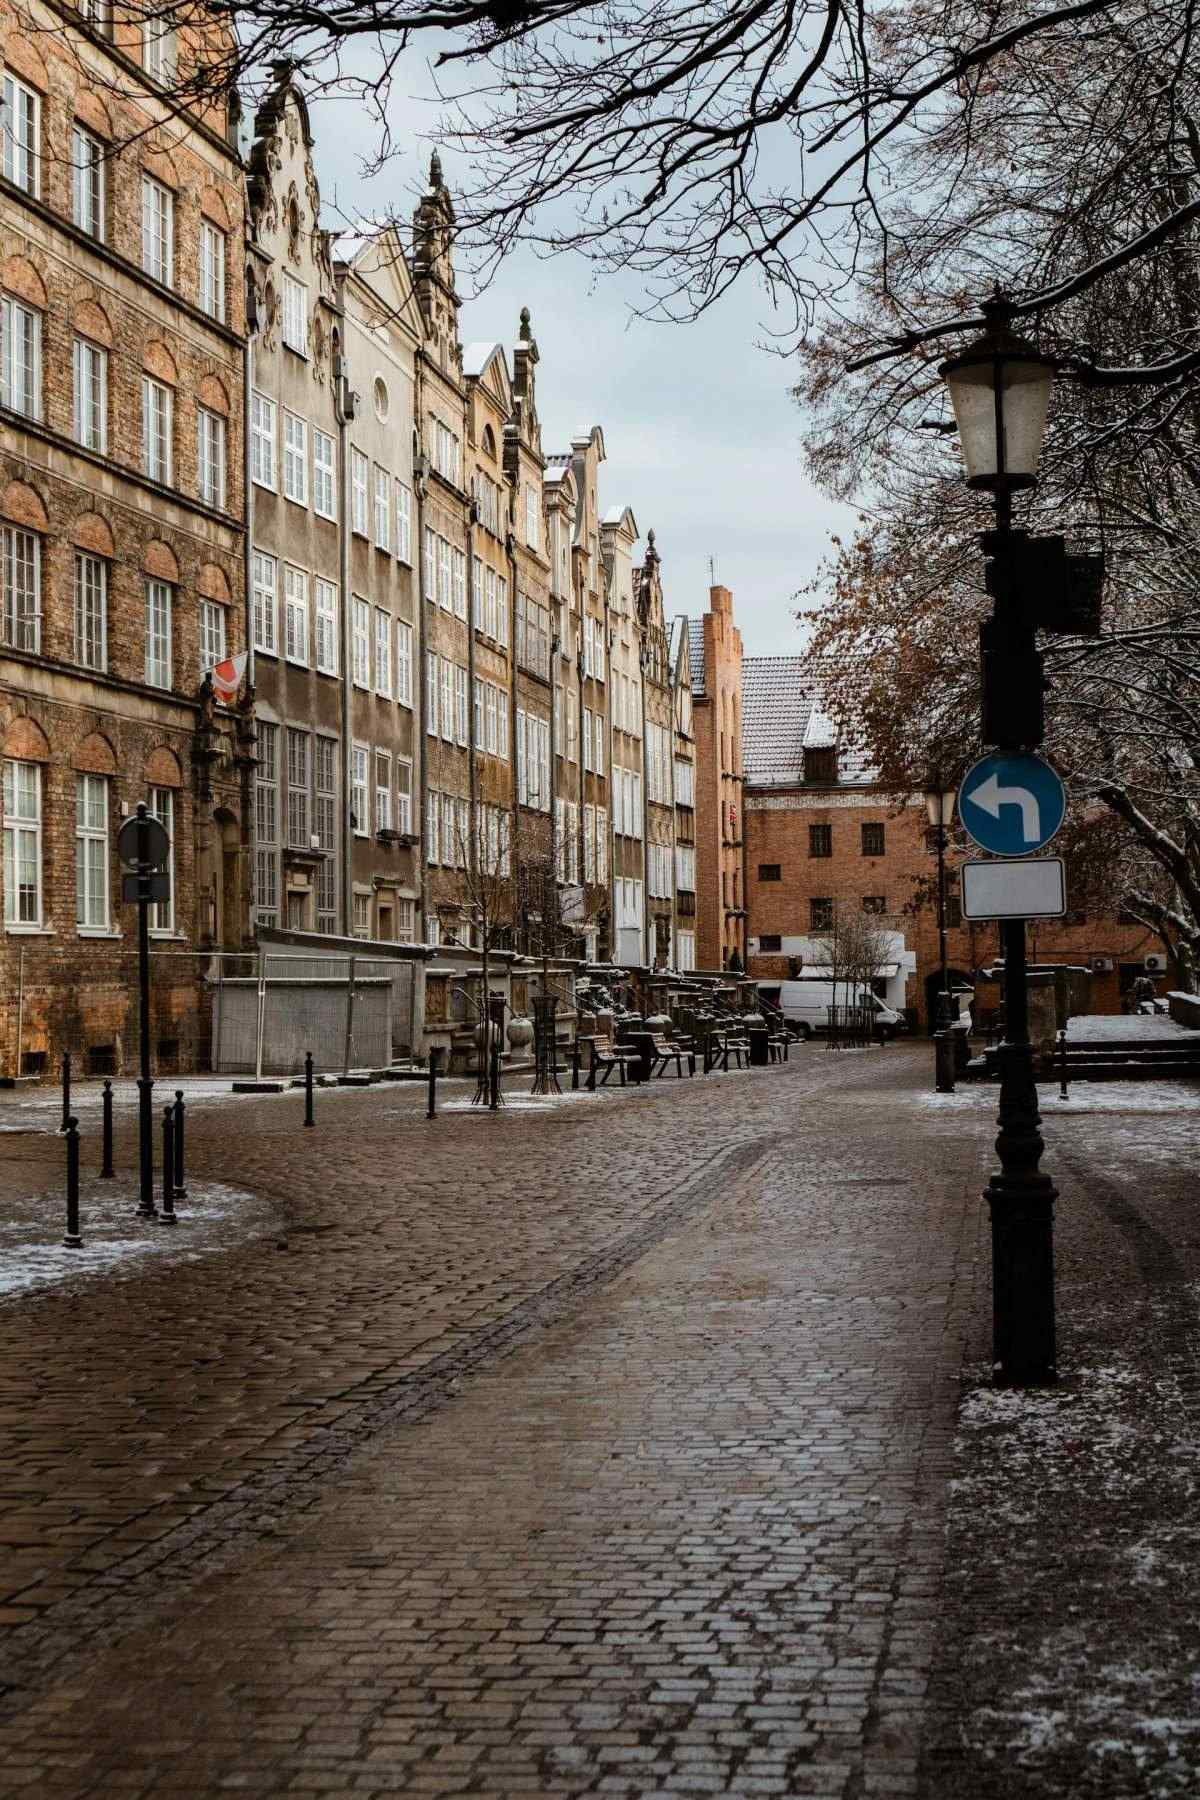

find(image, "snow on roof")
[687,617,706,695]
[741,656,875,788]
[668,616,689,675]
[462,341,504,379]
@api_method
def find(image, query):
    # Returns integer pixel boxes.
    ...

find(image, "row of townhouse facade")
[0,19,702,1076]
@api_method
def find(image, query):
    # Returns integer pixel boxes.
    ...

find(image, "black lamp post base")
[985,1173,1058,1384]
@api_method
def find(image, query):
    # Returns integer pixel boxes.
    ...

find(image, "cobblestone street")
[0,1049,1197,1796]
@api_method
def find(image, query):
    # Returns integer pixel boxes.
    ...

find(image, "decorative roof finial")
[519,306,532,341]
[647,527,656,547]
[429,150,443,190]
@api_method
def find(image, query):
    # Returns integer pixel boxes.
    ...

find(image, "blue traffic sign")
[957,753,1066,857]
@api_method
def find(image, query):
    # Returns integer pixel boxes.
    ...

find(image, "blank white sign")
[961,857,1066,920]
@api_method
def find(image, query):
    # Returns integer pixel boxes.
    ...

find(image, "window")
[425,651,438,736]
[515,592,551,679]
[440,659,453,744]
[431,418,460,484]
[423,527,435,601]
[862,895,887,915]
[375,749,392,832]
[374,608,392,697]
[525,483,539,548]
[452,548,467,620]
[351,449,368,533]
[2,527,39,654]
[395,620,413,706]
[594,717,605,777]
[147,788,174,933]
[862,822,886,857]
[805,746,837,785]
[567,692,578,764]
[75,773,109,931]
[486,686,499,758]
[74,552,106,670]
[72,338,107,452]
[144,579,172,687]
[456,665,469,747]
[395,482,412,563]
[199,599,226,675]
[351,596,370,688]
[3,760,42,926]
[676,930,696,972]
[352,893,372,939]
[71,125,104,239]
[758,934,782,954]
[283,565,308,665]
[141,176,173,284]
[250,392,276,489]
[373,467,390,550]
[281,273,307,354]
[809,824,832,858]
[757,863,782,882]
[675,844,696,891]
[196,407,226,507]
[285,730,310,850]
[142,19,175,81]
[351,744,369,836]
[442,793,456,866]
[396,759,413,835]
[2,74,40,196]
[596,809,608,883]
[475,472,500,535]
[396,896,415,944]
[810,898,833,932]
[2,296,41,419]
[198,220,225,321]
[283,412,307,505]
[141,376,172,483]
[315,579,338,675]
[251,550,277,654]
[426,789,440,864]
[437,538,451,611]
[946,897,964,929]
[315,738,337,929]
[254,722,279,927]
[313,430,336,519]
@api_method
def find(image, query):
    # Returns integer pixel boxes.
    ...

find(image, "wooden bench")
[629,1030,695,1080]
[707,1028,749,1071]
[582,1035,642,1089]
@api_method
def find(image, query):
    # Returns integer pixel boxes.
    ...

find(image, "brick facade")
[686,585,744,970]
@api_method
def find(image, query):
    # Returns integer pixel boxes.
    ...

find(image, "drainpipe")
[242,278,257,953]
[467,506,480,880]
[334,343,355,939]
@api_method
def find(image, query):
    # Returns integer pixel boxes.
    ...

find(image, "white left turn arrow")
[968,772,1041,842]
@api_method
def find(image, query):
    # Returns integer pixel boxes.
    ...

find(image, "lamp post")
[940,292,1059,1385]
[924,783,957,1031]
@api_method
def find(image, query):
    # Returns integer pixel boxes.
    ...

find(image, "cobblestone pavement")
[0,1046,983,1795]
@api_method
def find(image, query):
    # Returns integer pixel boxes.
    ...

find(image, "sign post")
[117,804,170,1220]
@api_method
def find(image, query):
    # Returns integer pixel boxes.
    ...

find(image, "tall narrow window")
[351,449,368,533]
[196,407,226,507]
[74,552,106,670]
[472,557,483,628]
[351,744,369,836]
[437,537,451,611]
[147,787,175,933]
[313,431,336,519]
[3,759,42,925]
[2,527,40,653]
[351,597,370,688]
[72,338,107,452]
[198,221,226,321]
[142,19,175,81]
[1,296,41,420]
[141,376,172,483]
[315,579,338,675]
[452,548,467,620]
[252,550,277,654]
[282,412,307,504]
[286,728,310,847]
[375,749,392,832]
[440,659,453,744]
[75,773,109,931]
[283,566,308,665]
[199,599,226,675]
[425,652,438,736]
[71,125,104,238]
[314,737,337,930]
[250,391,276,489]
[456,665,468,747]
[254,722,279,928]
[396,760,413,835]
[395,482,412,563]
[281,273,307,353]
[141,175,173,284]
[374,608,392,697]
[395,619,413,706]
[144,580,172,688]
[373,466,390,550]
[423,527,435,602]
[525,483,539,548]
[2,75,40,196]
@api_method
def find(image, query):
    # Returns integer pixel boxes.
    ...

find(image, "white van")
[768,980,904,1042]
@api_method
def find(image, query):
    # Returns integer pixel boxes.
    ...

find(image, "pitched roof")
[687,617,706,695]
[741,656,875,787]
[462,341,505,379]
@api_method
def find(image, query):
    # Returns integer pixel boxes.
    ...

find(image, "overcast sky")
[306,76,858,660]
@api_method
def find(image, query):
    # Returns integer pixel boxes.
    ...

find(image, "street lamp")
[940,292,1059,1385]
[924,783,957,1032]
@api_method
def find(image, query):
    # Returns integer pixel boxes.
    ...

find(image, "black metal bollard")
[159,1105,177,1225]
[571,1042,580,1092]
[1058,1028,1070,1101]
[934,1030,956,1094]
[63,1116,82,1248]
[489,1041,501,1111]
[304,1051,315,1129]
[61,1051,71,1133]
[173,1090,187,1197]
[427,1047,439,1120]
[100,1079,115,1179]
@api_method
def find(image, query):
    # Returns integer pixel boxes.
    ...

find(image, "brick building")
[742,654,1165,1026]
[636,531,676,968]
[602,502,644,963]
[668,615,697,970]
[1,0,248,1076]
[684,584,745,970]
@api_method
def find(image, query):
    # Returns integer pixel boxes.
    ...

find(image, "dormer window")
[805,746,837,785]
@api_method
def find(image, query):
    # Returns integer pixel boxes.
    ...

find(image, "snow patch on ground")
[1066,1012,1196,1041]
[915,1081,1198,1112]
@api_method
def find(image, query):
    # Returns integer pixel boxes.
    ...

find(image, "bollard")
[173,1090,187,1197]
[60,1051,71,1133]
[100,1078,115,1179]
[426,1047,439,1120]
[159,1105,177,1225]
[934,1030,956,1094]
[304,1050,315,1129]
[1058,1027,1070,1101]
[571,1042,580,1092]
[63,1116,83,1248]
[489,1041,501,1111]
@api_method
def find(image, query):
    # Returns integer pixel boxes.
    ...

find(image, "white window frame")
[143,18,176,82]
[252,549,277,655]
[456,665,468,748]
[351,596,370,689]
[250,391,276,490]
[199,598,226,676]
[2,74,40,197]
[351,743,369,837]
[3,759,42,928]
[452,548,467,620]
[281,272,307,355]
[351,449,369,534]
[71,124,105,240]
[147,787,175,934]
[74,551,107,671]
[283,411,308,506]
[72,337,107,453]
[141,375,172,484]
[141,174,173,285]
[196,406,226,508]
[313,429,336,520]
[374,607,393,698]
[395,482,412,564]
[74,772,110,933]
[525,483,539,548]
[283,565,309,667]
[144,578,172,689]
[373,466,390,551]
[198,220,226,322]
[425,651,438,736]
[1,296,41,420]
[315,579,338,676]
[395,619,413,707]
[374,748,392,833]
[396,758,413,836]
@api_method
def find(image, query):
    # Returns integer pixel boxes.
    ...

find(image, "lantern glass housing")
[939,298,1056,491]
[925,787,956,829]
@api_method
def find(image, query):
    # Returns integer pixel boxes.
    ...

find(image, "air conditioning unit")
[1091,956,1113,973]
[1144,953,1167,973]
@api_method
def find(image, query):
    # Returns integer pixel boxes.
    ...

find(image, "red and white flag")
[210,650,248,701]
